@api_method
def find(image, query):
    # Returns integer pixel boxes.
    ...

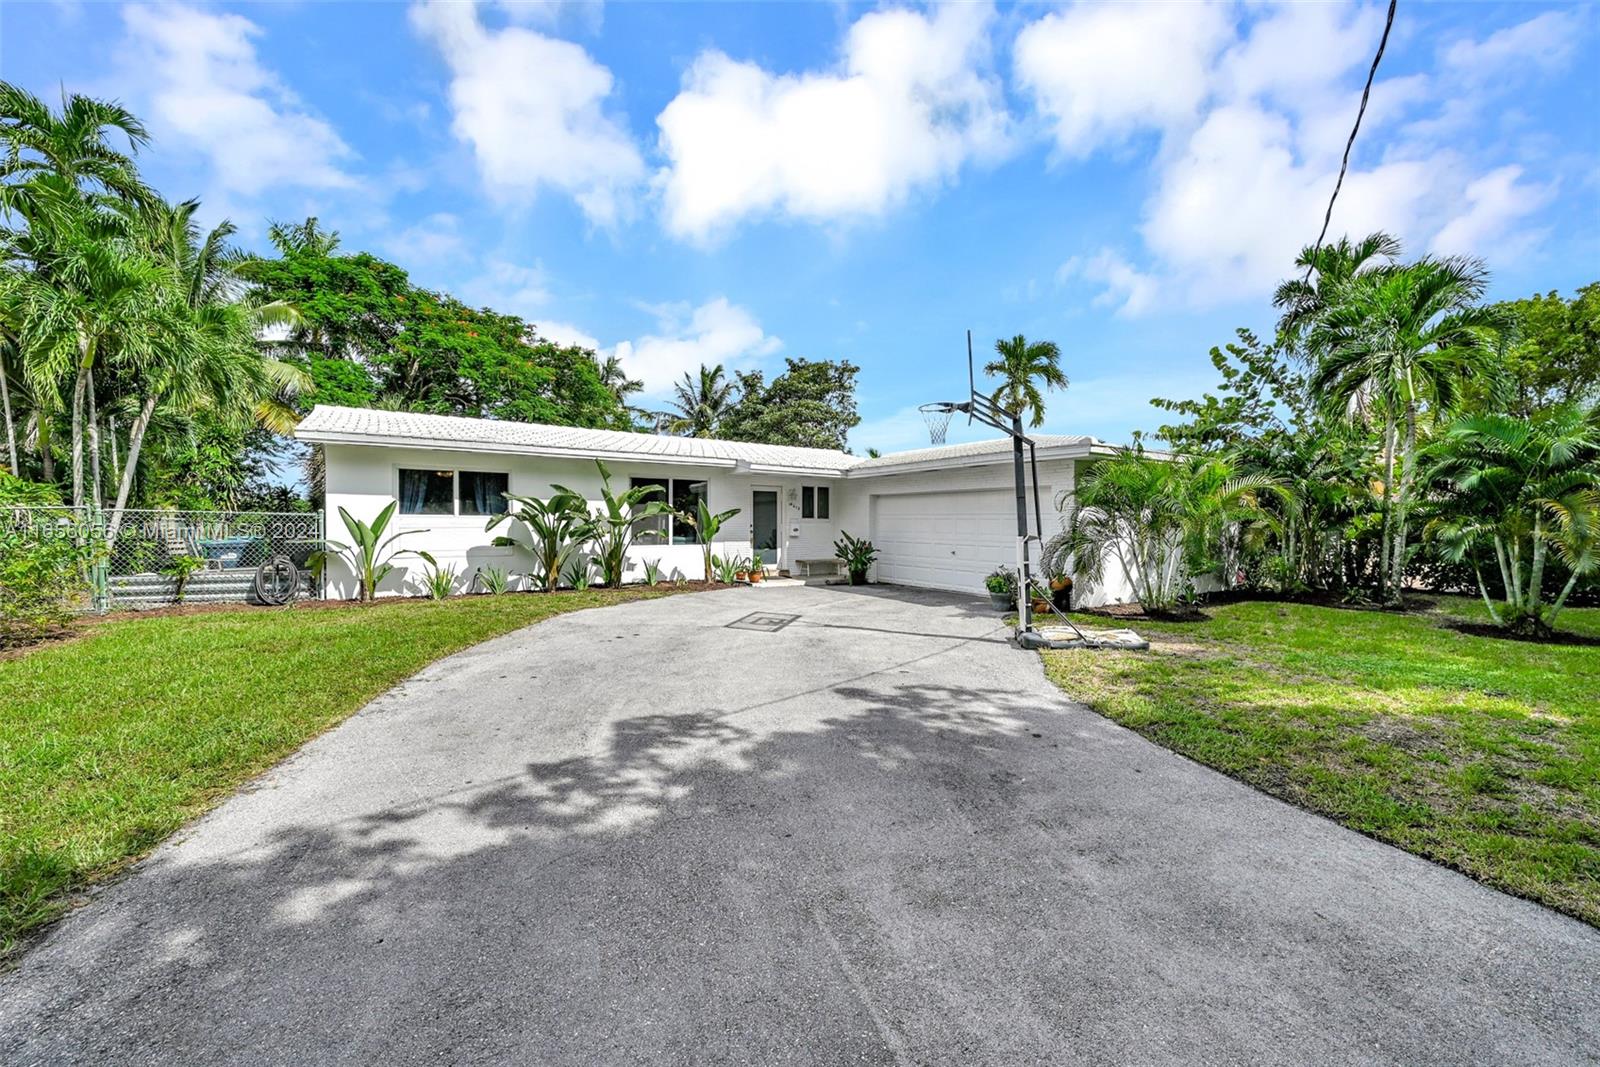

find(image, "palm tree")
[1425,404,1600,632]
[667,363,735,438]
[0,82,151,205]
[3,183,169,509]
[1272,232,1402,346]
[1307,257,1501,601]
[1054,449,1278,614]
[105,199,305,538]
[1,84,157,504]
[985,334,1067,429]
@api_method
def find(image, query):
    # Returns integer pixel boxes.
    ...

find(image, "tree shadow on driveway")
[4,680,1598,1066]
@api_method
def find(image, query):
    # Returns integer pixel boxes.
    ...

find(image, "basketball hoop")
[918,403,956,445]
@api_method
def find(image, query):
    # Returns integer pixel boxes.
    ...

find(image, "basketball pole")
[944,335,1049,648]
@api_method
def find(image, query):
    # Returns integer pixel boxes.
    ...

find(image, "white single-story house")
[294,404,1137,606]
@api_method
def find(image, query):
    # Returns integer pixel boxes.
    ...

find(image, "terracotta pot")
[749,568,764,583]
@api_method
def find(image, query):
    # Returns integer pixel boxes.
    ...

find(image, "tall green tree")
[986,334,1067,429]
[721,357,860,450]
[0,82,159,503]
[1308,257,1502,601]
[1461,282,1600,418]
[667,363,735,438]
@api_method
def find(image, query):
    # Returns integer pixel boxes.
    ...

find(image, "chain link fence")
[3,506,324,612]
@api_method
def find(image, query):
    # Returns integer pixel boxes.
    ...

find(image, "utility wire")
[1304,0,1399,282]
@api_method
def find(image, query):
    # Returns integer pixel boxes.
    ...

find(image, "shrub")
[0,526,94,647]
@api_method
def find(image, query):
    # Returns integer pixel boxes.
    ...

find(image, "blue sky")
[5,1,1597,452]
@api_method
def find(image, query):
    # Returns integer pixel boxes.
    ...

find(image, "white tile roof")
[294,405,1105,476]
[295,405,861,474]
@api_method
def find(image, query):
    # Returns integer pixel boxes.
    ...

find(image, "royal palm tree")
[986,334,1067,429]
[667,363,735,438]
[1308,257,1502,601]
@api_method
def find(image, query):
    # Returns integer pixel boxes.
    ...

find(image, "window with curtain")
[399,469,455,515]
[800,486,830,519]
[459,471,509,516]
[671,479,707,544]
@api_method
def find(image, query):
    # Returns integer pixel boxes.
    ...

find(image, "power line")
[1304,0,1399,282]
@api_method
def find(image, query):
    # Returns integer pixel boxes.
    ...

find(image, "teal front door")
[752,489,779,566]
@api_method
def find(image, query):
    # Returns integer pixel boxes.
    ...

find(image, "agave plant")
[309,502,423,603]
[640,558,663,587]
[415,552,458,600]
[475,565,510,595]
[553,460,674,588]
[487,492,589,593]
[561,554,592,591]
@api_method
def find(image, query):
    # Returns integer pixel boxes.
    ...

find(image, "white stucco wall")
[320,444,844,598]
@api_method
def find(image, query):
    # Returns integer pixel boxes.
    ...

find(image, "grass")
[0,587,681,952]
[1042,595,1600,925]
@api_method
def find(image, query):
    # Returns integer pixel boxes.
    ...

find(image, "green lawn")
[0,588,680,951]
[1042,596,1600,925]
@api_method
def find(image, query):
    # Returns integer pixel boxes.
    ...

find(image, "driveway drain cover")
[727,611,799,633]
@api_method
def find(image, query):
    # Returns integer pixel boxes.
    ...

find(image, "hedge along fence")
[1,507,325,636]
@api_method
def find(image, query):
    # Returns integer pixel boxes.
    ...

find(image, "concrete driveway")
[4,585,1597,1065]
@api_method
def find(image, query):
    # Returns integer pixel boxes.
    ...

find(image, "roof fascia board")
[296,430,743,470]
[845,442,1094,479]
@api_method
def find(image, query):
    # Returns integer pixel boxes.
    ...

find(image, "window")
[399,468,508,516]
[400,469,455,515]
[459,471,509,516]
[800,485,830,520]
[629,477,669,542]
[671,479,708,544]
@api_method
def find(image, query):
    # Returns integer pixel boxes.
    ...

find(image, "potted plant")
[1041,533,1073,612]
[984,567,1016,611]
[748,558,764,583]
[833,532,878,586]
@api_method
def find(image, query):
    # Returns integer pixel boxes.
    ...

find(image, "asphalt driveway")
[4,585,1597,1065]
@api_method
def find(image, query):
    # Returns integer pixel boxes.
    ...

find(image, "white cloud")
[654,3,1010,240]
[1014,2,1231,156]
[385,212,467,264]
[409,0,643,224]
[1429,165,1554,257]
[456,259,552,314]
[1017,3,1567,312]
[610,299,782,394]
[1443,10,1581,80]
[534,320,601,351]
[119,3,355,197]
[1059,250,1160,317]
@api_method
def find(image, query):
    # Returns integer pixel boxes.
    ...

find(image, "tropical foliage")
[1,86,639,513]
[554,460,674,588]
[311,501,422,603]
[661,357,862,450]
[986,333,1068,429]
[1136,230,1599,631]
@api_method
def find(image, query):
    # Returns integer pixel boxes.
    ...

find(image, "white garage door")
[870,488,1048,595]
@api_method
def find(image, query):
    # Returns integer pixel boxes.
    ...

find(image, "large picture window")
[400,469,455,516]
[399,468,508,516]
[459,471,509,516]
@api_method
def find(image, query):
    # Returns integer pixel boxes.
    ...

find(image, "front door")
[752,489,779,567]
